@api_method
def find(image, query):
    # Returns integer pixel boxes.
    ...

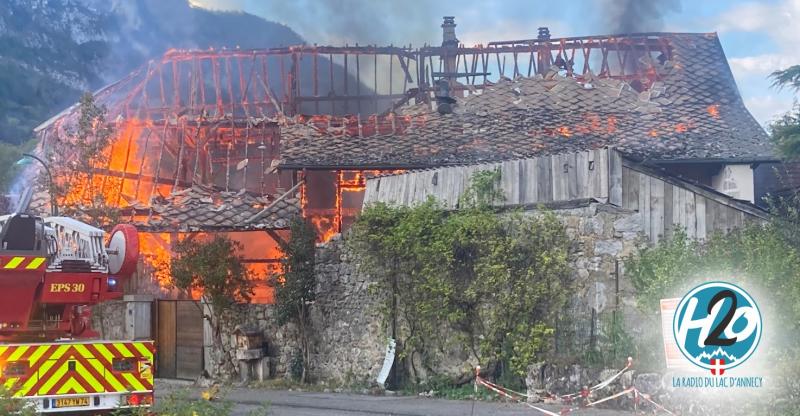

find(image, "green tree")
[171,234,254,377]
[271,217,317,383]
[770,65,800,160]
[625,222,800,413]
[50,92,120,226]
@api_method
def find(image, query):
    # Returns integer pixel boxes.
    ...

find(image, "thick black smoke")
[600,0,682,34]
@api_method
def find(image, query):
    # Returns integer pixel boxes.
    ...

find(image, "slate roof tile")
[279,33,774,169]
[136,185,300,232]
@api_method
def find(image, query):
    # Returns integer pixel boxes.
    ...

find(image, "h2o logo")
[673,282,761,372]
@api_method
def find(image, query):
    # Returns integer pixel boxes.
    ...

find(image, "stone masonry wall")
[546,202,645,354]
[207,236,385,384]
[220,200,646,384]
[92,300,126,340]
[210,304,300,380]
[308,235,386,384]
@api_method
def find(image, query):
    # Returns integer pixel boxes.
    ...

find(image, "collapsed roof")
[133,185,300,232]
[279,33,773,170]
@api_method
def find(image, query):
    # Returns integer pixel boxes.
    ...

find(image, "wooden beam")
[264,229,288,248]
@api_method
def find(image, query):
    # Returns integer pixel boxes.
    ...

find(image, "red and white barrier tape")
[556,387,636,414]
[473,358,676,416]
[636,390,677,415]
[560,356,633,400]
[475,377,561,416]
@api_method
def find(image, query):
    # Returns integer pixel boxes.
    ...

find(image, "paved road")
[156,380,632,416]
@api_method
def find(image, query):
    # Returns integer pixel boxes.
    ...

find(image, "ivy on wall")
[349,170,571,380]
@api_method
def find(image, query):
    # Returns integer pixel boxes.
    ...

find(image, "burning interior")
[27,18,771,302]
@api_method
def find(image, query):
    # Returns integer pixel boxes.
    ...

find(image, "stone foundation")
[214,200,647,385]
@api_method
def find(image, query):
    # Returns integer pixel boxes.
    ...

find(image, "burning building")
[29,18,776,302]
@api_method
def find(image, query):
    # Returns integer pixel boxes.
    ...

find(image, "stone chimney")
[441,16,459,47]
[537,27,552,75]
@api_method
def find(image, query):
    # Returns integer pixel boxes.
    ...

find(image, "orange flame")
[556,126,572,138]
[707,104,720,119]
[675,123,688,133]
[138,232,173,289]
[607,116,617,133]
[303,170,405,244]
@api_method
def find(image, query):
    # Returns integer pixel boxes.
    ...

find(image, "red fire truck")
[0,213,154,413]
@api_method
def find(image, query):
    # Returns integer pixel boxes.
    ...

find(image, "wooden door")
[156,300,203,379]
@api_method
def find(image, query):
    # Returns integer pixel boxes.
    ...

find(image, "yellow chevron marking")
[122,372,147,392]
[50,345,72,361]
[0,346,8,357]
[93,344,115,363]
[28,346,51,366]
[4,378,16,390]
[71,344,94,359]
[38,361,69,395]
[4,256,25,269]
[25,257,46,269]
[73,360,103,393]
[56,376,88,395]
[113,343,134,358]
[8,346,29,361]
[133,343,153,360]
[74,345,125,392]
[22,345,71,393]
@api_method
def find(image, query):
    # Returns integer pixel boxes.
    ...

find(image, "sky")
[188,0,800,126]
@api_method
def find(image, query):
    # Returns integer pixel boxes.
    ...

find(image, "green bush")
[349,170,571,382]
[0,386,37,416]
[626,210,800,412]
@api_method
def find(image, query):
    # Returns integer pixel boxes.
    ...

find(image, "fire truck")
[0,212,154,413]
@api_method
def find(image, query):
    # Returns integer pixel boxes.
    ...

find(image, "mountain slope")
[0,0,304,144]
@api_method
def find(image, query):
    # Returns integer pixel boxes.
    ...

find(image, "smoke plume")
[599,0,682,34]
[190,0,443,46]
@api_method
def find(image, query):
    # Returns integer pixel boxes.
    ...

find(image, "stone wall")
[92,300,126,340]
[544,201,645,355]
[205,303,300,380]
[308,235,386,384]
[215,200,646,384]
[91,295,153,341]
[206,236,385,384]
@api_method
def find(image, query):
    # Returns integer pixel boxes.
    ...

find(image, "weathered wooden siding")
[364,149,767,243]
[620,161,765,243]
[363,148,614,208]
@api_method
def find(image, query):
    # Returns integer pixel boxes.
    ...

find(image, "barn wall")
[364,149,767,243]
[621,161,766,243]
[363,148,614,208]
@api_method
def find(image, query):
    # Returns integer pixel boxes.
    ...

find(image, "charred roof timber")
[33,19,772,209]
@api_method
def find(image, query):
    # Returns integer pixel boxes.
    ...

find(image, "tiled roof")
[136,185,300,232]
[279,33,773,169]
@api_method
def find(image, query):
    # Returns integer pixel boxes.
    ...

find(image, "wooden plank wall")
[175,301,204,380]
[363,148,613,208]
[364,148,766,243]
[621,165,762,243]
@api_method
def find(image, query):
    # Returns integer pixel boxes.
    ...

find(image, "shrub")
[349,170,571,382]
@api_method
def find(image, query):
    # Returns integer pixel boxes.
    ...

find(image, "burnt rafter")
[38,32,678,133]
[33,24,748,236]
